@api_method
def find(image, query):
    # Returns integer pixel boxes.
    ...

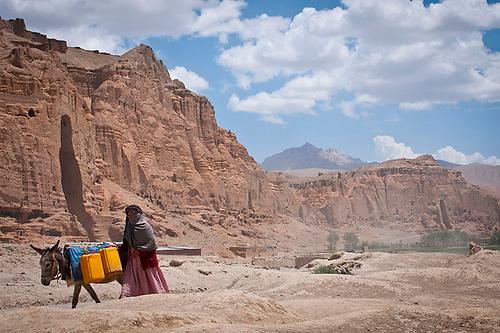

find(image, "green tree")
[420,229,470,247]
[489,231,500,245]
[327,231,339,251]
[343,232,359,251]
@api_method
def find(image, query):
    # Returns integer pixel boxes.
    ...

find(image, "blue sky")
[3,0,500,164]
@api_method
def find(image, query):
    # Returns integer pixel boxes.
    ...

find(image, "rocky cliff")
[453,164,500,195]
[291,155,500,235]
[0,18,295,243]
[0,19,498,246]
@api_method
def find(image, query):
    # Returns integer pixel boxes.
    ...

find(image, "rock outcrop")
[468,241,482,256]
[0,18,295,242]
[0,18,67,52]
[0,19,498,245]
[292,155,500,234]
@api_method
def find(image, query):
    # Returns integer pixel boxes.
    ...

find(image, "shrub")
[420,229,470,247]
[343,232,359,251]
[327,231,339,251]
[489,231,500,245]
[313,265,341,274]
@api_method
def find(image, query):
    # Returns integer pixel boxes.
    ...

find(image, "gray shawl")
[124,213,157,252]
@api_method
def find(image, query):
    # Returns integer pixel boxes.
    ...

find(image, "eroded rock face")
[0,19,498,244]
[0,18,294,242]
[0,21,99,240]
[292,155,500,234]
[68,43,292,218]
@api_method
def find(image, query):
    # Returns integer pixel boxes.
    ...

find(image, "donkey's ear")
[50,240,60,252]
[30,244,45,255]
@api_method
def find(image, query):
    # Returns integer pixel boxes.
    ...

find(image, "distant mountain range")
[436,160,460,169]
[438,162,500,194]
[261,143,367,171]
[262,145,500,195]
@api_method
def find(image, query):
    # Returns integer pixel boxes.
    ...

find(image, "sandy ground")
[0,244,499,333]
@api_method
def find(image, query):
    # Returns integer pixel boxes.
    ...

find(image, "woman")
[119,204,170,297]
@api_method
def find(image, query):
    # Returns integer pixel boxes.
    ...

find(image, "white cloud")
[218,0,500,123]
[169,66,209,93]
[46,25,127,54]
[217,7,350,87]
[373,135,419,161]
[227,70,338,121]
[0,0,246,54]
[195,11,290,43]
[434,146,500,165]
[340,101,357,118]
[228,92,316,124]
[373,136,500,165]
[484,155,500,165]
[4,0,500,124]
[399,101,433,111]
[192,0,246,38]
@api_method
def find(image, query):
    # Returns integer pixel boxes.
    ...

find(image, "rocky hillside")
[453,164,500,194]
[438,160,500,196]
[290,155,500,235]
[262,143,366,171]
[0,18,498,246]
[0,18,296,243]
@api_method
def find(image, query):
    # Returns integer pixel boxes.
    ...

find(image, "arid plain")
[1,243,499,333]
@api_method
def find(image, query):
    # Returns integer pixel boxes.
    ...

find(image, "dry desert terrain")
[0,244,499,332]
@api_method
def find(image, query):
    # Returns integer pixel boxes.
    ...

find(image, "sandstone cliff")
[291,155,500,235]
[0,19,498,247]
[0,18,295,243]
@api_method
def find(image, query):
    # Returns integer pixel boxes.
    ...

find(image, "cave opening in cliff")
[59,115,96,240]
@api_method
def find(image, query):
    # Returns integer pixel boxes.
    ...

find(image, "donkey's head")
[30,240,61,286]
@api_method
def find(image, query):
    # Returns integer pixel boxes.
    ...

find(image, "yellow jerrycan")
[80,252,105,284]
[99,247,122,278]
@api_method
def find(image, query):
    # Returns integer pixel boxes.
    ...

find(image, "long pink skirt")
[120,253,170,298]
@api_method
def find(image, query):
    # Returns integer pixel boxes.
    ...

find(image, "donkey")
[30,240,122,308]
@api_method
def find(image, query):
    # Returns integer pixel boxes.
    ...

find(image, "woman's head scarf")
[123,204,157,251]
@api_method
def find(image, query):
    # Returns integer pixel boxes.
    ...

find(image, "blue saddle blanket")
[64,243,114,282]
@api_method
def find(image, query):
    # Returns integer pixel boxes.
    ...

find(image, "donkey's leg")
[82,283,100,304]
[72,284,82,309]
[116,273,123,285]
